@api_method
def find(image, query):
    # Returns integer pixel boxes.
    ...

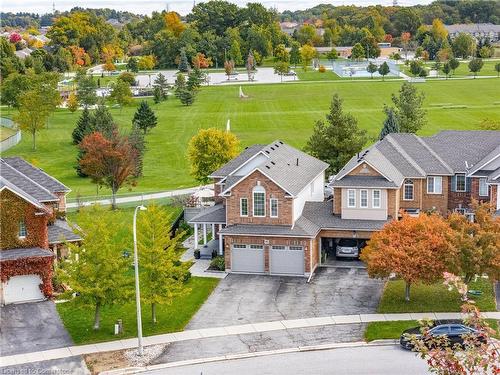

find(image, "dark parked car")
[400,321,486,350]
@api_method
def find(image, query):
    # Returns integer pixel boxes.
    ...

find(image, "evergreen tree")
[72,107,93,145]
[187,68,204,91]
[379,107,399,140]
[178,48,190,72]
[378,61,390,81]
[153,86,163,104]
[179,89,195,106]
[153,73,169,101]
[304,94,367,176]
[391,82,426,133]
[174,73,186,98]
[127,57,139,73]
[91,104,116,138]
[129,126,146,177]
[132,101,158,134]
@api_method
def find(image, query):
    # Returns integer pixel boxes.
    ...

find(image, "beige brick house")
[189,131,500,277]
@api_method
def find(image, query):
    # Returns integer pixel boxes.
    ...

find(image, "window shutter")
[451,175,456,192]
[465,177,471,192]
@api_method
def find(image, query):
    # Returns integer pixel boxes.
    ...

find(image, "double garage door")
[231,244,304,276]
[2,274,45,305]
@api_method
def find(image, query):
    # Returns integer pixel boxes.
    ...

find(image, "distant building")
[445,23,500,42]
[280,21,299,36]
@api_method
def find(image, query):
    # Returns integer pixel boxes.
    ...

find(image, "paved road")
[149,345,429,375]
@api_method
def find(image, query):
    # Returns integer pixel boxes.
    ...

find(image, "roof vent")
[279,141,283,144]
[265,150,270,154]
[270,146,275,151]
[296,158,299,166]
[275,143,280,147]
[265,165,270,169]
[270,161,275,165]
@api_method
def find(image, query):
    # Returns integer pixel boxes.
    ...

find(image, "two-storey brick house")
[190,131,500,278]
[0,157,81,305]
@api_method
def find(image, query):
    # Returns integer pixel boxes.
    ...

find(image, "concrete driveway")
[187,267,384,329]
[154,268,384,365]
[0,301,88,374]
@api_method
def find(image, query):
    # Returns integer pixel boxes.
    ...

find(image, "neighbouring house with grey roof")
[0,157,81,305]
[444,23,500,42]
[190,132,500,278]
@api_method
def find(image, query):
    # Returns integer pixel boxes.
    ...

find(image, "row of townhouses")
[190,130,500,277]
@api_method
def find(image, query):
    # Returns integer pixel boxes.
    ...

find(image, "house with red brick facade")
[190,131,500,278]
[0,157,81,305]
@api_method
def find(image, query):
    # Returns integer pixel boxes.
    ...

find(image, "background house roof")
[332,175,398,188]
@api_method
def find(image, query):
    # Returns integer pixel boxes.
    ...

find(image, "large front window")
[253,186,265,217]
[427,176,442,194]
[479,178,488,196]
[455,174,466,192]
[404,179,414,200]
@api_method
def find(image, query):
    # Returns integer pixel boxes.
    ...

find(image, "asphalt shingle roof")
[331,175,398,188]
[0,247,54,261]
[189,204,226,223]
[210,145,265,177]
[48,220,82,244]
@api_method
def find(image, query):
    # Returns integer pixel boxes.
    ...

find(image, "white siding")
[341,188,388,220]
[292,171,325,222]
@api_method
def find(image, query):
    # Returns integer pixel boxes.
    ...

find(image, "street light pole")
[133,205,147,356]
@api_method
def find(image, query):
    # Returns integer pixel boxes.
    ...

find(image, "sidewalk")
[2,311,499,367]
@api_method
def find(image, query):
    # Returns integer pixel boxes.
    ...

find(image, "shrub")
[210,256,225,271]
[318,65,326,73]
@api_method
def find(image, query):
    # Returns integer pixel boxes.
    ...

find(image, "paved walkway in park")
[2,311,499,367]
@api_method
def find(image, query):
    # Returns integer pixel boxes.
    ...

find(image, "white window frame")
[18,220,27,239]
[240,197,248,216]
[427,176,442,194]
[270,198,278,218]
[252,186,266,217]
[372,190,381,208]
[360,189,368,208]
[455,174,466,192]
[478,178,488,196]
[403,179,414,201]
[347,189,356,208]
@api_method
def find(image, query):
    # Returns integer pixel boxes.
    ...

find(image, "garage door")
[2,275,45,305]
[270,245,304,276]
[231,244,265,274]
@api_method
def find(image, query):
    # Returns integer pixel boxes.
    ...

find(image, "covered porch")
[188,203,226,256]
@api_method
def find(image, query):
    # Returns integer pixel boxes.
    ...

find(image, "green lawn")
[57,276,219,344]
[377,278,496,313]
[401,59,500,78]
[4,78,499,196]
[296,70,342,81]
[365,319,499,342]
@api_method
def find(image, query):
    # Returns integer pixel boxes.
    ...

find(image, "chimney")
[296,158,299,166]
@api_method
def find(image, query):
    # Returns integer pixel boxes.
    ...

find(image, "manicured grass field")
[4,78,499,196]
[377,278,496,313]
[364,320,499,342]
[57,276,219,344]
[401,59,500,78]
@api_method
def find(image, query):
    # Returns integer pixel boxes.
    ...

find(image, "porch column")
[211,223,215,236]
[194,224,198,249]
[219,232,223,255]
[203,223,207,245]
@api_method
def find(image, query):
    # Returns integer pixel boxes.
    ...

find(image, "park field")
[3,78,500,196]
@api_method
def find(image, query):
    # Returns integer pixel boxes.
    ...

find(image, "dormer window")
[18,220,27,239]
[252,185,265,217]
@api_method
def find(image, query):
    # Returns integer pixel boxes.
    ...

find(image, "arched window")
[252,185,265,217]
[403,179,414,201]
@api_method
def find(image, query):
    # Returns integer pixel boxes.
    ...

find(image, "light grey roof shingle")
[487,167,500,183]
[375,138,424,177]
[48,220,82,244]
[219,220,319,237]
[0,247,54,261]
[210,145,265,177]
[3,157,70,193]
[189,204,226,223]
[331,175,398,188]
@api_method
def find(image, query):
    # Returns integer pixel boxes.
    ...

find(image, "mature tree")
[57,205,131,330]
[126,57,138,73]
[67,92,78,112]
[274,44,289,63]
[300,44,316,72]
[394,8,421,36]
[361,213,455,301]
[117,72,136,86]
[72,107,93,145]
[468,58,484,78]
[366,62,378,79]
[452,32,476,58]
[351,43,365,61]
[137,204,191,324]
[76,74,97,108]
[229,40,243,66]
[409,60,424,77]
[442,62,451,79]
[289,42,301,68]
[391,82,426,133]
[179,89,195,106]
[192,52,212,69]
[378,61,390,81]
[447,201,500,283]
[187,128,240,184]
[449,57,460,75]
[0,73,31,107]
[401,32,412,61]
[14,89,51,150]
[326,49,338,62]
[91,104,116,138]
[137,55,156,71]
[128,126,146,178]
[79,131,138,209]
[153,73,169,101]
[274,61,289,82]
[132,101,157,134]
[304,94,367,176]
[109,80,133,108]
[379,107,399,140]
[178,48,190,72]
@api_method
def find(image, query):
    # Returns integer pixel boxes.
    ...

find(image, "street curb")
[100,340,399,375]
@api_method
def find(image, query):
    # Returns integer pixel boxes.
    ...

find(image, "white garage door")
[231,244,265,274]
[2,275,45,305]
[270,245,304,276]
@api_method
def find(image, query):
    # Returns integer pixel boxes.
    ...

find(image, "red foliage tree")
[79,132,138,209]
[361,213,456,301]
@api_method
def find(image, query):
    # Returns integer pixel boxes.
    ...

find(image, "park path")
[1,310,499,367]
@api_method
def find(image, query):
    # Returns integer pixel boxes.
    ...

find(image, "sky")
[2,0,434,16]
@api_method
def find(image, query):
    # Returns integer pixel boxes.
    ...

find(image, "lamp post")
[133,205,147,356]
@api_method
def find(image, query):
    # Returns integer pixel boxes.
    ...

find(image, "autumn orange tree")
[79,131,138,209]
[361,213,456,301]
[447,201,500,283]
